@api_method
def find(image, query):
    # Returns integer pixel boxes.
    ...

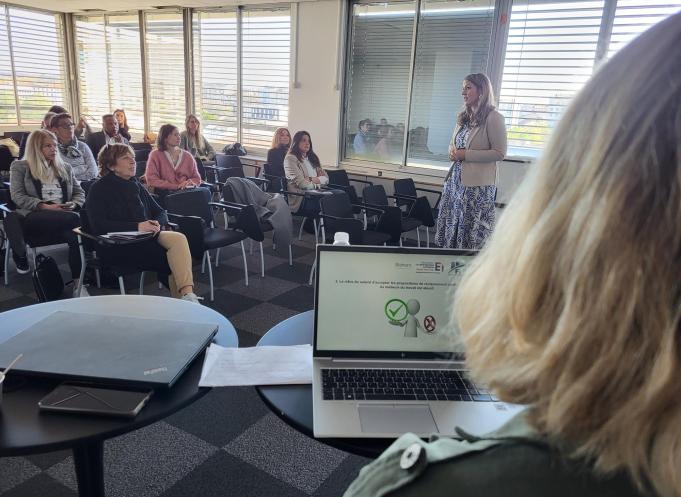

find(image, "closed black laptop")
[0,311,218,389]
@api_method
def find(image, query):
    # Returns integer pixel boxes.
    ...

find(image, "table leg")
[73,440,105,497]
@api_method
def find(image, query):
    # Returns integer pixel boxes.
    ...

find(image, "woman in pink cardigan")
[145,124,202,195]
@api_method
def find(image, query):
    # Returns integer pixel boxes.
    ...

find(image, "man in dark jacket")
[87,114,129,161]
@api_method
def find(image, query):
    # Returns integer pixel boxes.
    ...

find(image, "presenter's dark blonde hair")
[457,73,496,127]
[454,13,681,497]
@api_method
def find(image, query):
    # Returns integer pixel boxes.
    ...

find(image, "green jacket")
[343,411,649,497]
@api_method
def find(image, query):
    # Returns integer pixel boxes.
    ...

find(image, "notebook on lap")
[312,245,524,438]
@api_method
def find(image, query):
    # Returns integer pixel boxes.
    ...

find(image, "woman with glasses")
[7,129,85,294]
[50,113,98,182]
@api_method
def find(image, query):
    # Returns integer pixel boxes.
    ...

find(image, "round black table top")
[256,310,392,459]
[0,295,237,456]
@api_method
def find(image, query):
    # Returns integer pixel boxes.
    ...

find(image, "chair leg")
[288,244,293,266]
[139,272,145,295]
[308,256,316,286]
[426,227,430,248]
[298,218,305,240]
[416,227,420,247]
[205,251,215,302]
[249,239,254,255]
[399,237,403,247]
[240,241,249,287]
[4,243,10,286]
[31,247,36,268]
[313,219,319,244]
[77,238,87,295]
[201,251,207,274]
[118,276,126,295]
[215,248,221,267]
[259,242,265,277]
[95,269,101,288]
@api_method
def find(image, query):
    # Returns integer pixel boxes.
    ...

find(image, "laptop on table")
[312,245,525,438]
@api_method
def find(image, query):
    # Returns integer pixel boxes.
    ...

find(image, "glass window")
[145,11,186,133]
[193,10,238,147]
[608,0,681,58]
[8,6,68,125]
[407,0,495,166]
[0,6,17,125]
[241,8,291,151]
[75,16,109,126]
[107,15,144,138]
[498,0,605,155]
[344,1,416,164]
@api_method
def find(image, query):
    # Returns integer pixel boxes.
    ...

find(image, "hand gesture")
[138,220,160,233]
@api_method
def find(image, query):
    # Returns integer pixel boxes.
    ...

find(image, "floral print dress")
[434,125,497,249]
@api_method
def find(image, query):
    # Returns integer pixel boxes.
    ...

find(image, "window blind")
[145,12,186,133]
[408,0,495,163]
[498,0,604,154]
[241,8,291,151]
[106,15,144,138]
[344,2,415,161]
[608,0,681,57]
[0,5,17,125]
[193,10,238,147]
[75,16,109,126]
[8,6,68,125]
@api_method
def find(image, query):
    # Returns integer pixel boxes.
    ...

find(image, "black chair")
[263,162,287,194]
[220,182,287,277]
[393,178,440,247]
[165,188,254,300]
[131,142,152,163]
[362,185,423,246]
[135,161,147,178]
[73,210,150,295]
[80,179,97,197]
[0,145,15,174]
[215,163,268,190]
[326,169,373,212]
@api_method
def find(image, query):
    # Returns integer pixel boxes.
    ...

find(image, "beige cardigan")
[283,153,328,212]
[448,109,507,187]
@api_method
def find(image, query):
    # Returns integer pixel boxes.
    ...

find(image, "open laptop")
[312,245,525,438]
[0,311,218,389]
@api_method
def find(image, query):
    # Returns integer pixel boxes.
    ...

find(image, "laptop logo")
[144,367,168,376]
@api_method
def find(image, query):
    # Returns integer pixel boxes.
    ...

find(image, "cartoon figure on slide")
[385,298,422,337]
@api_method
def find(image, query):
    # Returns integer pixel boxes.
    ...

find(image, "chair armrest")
[209,201,245,215]
[328,183,351,191]
[362,201,388,210]
[349,178,373,186]
[356,204,385,215]
[392,193,417,204]
[73,227,156,246]
[245,176,269,186]
[0,203,12,214]
[165,222,179,231]
[415,187,442,196]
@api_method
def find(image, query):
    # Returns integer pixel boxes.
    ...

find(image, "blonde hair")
[270,127,290,149]
[454,14,681,497]
[97,143,136,176]
[23,129,67,183]
[185,114,205,151]
[457,73,496,127]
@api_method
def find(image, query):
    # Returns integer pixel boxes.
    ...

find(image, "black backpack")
[32,254,65,302]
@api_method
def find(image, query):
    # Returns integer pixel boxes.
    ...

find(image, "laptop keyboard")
[321,368,496,402]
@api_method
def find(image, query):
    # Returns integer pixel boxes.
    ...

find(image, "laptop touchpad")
[358,404,437,434]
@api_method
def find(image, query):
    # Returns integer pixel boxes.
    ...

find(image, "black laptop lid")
[0,311,218,388]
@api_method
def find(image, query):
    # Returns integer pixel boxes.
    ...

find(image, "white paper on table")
[199,343,313,387]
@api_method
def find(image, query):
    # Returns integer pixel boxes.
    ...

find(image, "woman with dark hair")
[145,124,201,194]
[283,131,328,212]
[113,109,131,141]
[87,143,201,303]
[434,73,507,249]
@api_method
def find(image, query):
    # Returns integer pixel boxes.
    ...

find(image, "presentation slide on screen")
[316,251,473,353]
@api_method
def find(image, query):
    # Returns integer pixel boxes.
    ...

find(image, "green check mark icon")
[385,299,408,321]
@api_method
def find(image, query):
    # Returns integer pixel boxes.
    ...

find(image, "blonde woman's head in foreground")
[454,13,681,497]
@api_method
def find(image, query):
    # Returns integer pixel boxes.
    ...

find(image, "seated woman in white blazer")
[283,131,329,213]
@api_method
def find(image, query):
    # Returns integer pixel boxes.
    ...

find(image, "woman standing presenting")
[435,73,506,249]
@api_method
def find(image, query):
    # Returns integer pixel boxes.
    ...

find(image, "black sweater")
[266,146,288,172]
[85,173,167,235]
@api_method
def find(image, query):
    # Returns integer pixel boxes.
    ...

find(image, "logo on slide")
[423,315,437,334]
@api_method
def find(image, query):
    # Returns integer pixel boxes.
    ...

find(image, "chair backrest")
[263,162,286,193]
[0,145,14,172]
[165,188,213,227]
[135,161,147,178]
[393,178,417,198]
[216,154,242,170]
[195,157,207,182]
[362,184,389,207]
[80,179,96,196]
[320,192,353,219]
[32,254,64,302]
[232,204,264,242]
[131,143,152,163]
[217,167,244,182]
[326,169,350,188]
[221,183,237,203]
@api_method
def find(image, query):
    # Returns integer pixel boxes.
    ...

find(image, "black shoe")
[12,253,30,275]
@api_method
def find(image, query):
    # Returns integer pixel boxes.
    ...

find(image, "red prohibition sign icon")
[423,315,436,333]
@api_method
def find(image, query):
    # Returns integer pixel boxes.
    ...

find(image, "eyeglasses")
[58,123,76,129]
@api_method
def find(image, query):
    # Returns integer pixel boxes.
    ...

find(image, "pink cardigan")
[145,149,201,191]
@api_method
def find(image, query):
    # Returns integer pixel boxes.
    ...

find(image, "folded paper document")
[102,231,155,241]
[199,344,312,387]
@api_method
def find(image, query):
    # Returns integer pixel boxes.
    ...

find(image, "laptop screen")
[314,246,475,359]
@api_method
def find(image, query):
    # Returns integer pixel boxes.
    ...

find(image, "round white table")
[0,295,237,497]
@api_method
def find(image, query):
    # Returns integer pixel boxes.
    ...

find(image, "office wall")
[287,0,343,167]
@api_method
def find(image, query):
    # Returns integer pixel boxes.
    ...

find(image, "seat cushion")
[203,227,248,250]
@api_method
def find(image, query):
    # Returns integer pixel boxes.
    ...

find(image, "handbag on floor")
[32,254,65,302]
